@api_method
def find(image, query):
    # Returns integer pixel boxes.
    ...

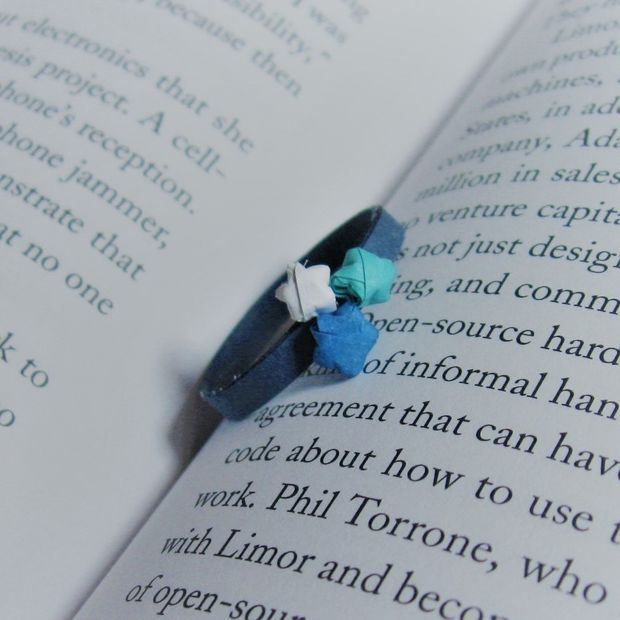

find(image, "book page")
[78,1,620,618]
[0,1,528,618]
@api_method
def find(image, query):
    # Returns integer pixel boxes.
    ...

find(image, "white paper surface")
[77,1,620,618]
[0,1,528,618]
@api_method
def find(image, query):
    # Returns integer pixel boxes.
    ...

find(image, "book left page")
[0,1,526,618]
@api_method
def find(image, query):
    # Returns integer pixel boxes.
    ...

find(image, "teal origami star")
[330,247,396,306]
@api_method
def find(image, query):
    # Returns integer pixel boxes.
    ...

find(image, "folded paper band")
[199,206,404,420]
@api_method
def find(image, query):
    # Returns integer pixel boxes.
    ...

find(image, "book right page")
[78,1,620,618]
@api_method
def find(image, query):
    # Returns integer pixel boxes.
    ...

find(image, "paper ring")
[199,206,404,420]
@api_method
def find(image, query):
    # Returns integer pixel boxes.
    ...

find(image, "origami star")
[311,302,379,377]
[275,262,337,322]
[330,247,396,306]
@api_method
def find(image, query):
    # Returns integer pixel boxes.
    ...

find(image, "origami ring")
[199,206,404,420]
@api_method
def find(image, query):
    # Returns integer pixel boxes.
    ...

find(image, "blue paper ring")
[199,206,404,420]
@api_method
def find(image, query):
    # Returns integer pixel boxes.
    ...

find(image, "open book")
[3,0,619,617]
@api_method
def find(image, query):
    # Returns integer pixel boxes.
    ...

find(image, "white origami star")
[275,262,337,322]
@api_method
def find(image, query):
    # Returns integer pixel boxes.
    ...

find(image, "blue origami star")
[310,302,379,377]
